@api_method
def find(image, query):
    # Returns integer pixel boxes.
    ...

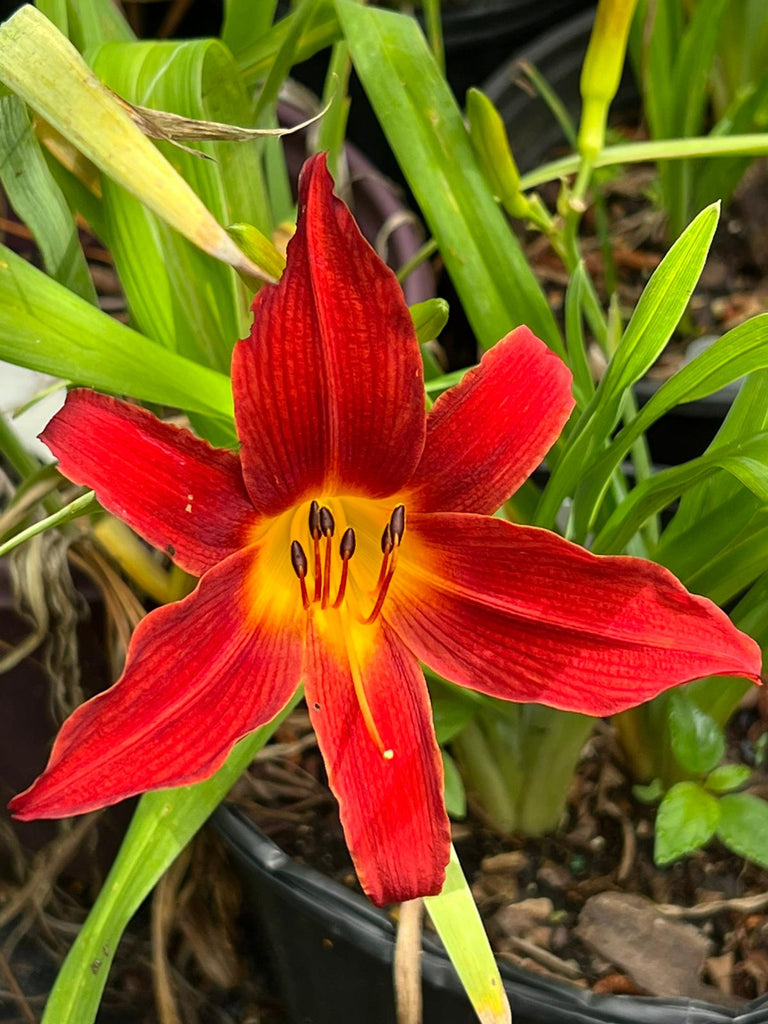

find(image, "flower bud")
[578,0,640,161]
[466,88,530,219]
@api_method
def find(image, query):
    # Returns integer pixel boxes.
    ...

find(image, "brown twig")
[0,946,36,1024]
[0,815,98,930]
[658,891,768,920]
[394,899,424,1024]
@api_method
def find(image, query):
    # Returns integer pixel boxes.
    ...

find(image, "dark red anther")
[340,527,356,561]
[319,506,335,537]
[389,504,405,545]
[290,540,308,579]
[308,500,321,540]
[291,540,310,610]
[381,522,393,555]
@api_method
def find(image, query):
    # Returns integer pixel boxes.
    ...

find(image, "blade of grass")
[0,7,268,282]
[424,846,510,1024]
[0,242,233,420]
[338,1,562,356]
[0,94,96,302]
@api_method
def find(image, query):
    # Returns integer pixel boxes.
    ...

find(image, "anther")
[308,500,321,539]
[309,500,322,601]
[339,526,356,561]
[290,540,310,610]
[389,504,405,545]
[319,506,335,537]
[333,527,356,609]
[363,505,405,625]
[320,506,335,608]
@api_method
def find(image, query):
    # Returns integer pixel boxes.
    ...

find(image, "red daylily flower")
[10,155,760,906]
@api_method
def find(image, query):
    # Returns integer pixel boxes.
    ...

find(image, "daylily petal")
[9,548,303,820]
[303,612,450,906]
[406,328,575,515]
[232,154,426,516]
[41,389,255,576]
[387,514,761,715]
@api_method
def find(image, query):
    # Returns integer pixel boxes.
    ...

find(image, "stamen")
[374,523,392,592]
[362,506,405,625]
[309,500,322,601]
[363,544,398,625]
[320,506,335,608]
[333,528,356,608]
[290,540,310,610]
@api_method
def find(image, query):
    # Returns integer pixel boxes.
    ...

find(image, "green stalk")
[520,132,768,190]
[453,704,595,836]
[452,719,518,832]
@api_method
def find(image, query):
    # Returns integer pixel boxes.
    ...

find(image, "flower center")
[289,499,405,623]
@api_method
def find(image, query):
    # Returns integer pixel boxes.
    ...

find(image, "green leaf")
[538,203,719,533]
[442,750,467,819]
[234,0,339,82]
[338,1,562,356]
[64,0,135,52]
[91,36,273,372]
[0,242,233,420]
[592,432,768,554]
[633,777,664,804]
[42,696,300,1024]
[424,846,511,1024]
[564,262,595,408]
[716,793,768,868]
[705,764,752,794]
[35,0,68,35]
[0,7,263,283]
[430,690,478,745]
[654,781,721,865]
[222,0,276,54]
[668,691,725,776]
[575,314,768,538]
[0,95,96,302]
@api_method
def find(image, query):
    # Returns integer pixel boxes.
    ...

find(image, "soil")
[231,695,768,1010]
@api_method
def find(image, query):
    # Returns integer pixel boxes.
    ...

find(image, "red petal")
[387,514,761,715]
[407,328,574,514]
[304,614,450,906]
[41,390,255,576]
[9,549,303,819]
[232,154,426,516]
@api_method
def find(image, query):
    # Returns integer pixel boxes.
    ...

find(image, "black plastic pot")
[482,9,740,465]
[214,805,768,1024]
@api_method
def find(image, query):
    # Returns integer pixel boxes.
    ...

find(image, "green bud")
[410,298,449,345]
[466,87,530,218]
[578,0,640,161]
[226,222,286,282]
